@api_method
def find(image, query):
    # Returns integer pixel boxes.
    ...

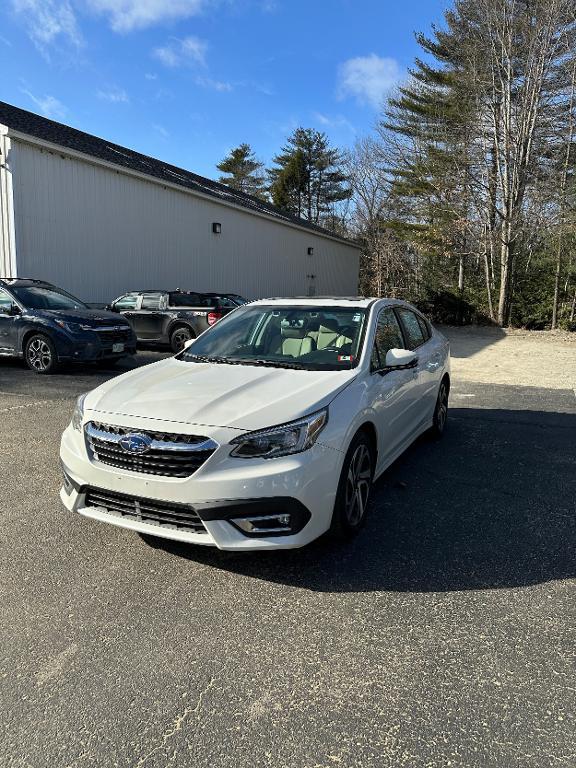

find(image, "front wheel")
[24,334,59,374]
[170,326,195,353]
[330,432,374,539]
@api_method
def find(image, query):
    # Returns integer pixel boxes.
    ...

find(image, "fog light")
[61,463,77,494]
[62,470,74,495]
[231,513,292,534]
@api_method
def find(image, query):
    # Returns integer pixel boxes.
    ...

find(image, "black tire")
[430,378,449,437]
[24,333,59,374]
[330,431,374,539]
[170,325,195,353]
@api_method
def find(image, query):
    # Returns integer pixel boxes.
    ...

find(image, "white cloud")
[153,35,207,67]
[22,90,68,119]
[11,0,82,54]
[195,75,232,92]
[338,54,403,109]
[97,86,129,103]
[145,73,158,80]
[153,124,170,138]
[312,111,355,133]
[86,0,208,32]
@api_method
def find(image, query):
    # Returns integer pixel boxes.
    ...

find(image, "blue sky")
[1,0,451,179]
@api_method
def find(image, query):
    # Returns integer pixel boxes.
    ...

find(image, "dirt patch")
[439,326,576,390]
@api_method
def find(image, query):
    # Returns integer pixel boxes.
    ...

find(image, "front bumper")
[60,420,342,551]
[53,329,137,362]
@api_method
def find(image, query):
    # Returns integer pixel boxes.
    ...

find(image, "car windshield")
[180,304,368,370]
[10,285,88,310]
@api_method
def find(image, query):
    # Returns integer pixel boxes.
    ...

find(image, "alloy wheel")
[344,443,372,526]
[171,328,192,353]
[27,338,53,372]
[436,383,448,433]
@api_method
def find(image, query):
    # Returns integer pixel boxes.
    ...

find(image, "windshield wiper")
[234,358,306,370]
[185,354,231,364]
[185,354,305,369]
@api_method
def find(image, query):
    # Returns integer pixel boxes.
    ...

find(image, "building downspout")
[0,125,17,277]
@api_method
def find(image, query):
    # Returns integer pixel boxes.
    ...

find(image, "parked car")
[60,297,450,550]
[0,278,136,374]
[107,290,247,352]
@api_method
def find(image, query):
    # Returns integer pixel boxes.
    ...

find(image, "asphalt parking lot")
[1,331,575,768]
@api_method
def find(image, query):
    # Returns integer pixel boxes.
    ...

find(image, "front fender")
[319,378,378,459]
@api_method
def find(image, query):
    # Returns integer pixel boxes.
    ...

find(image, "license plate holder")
[112,343,124,353]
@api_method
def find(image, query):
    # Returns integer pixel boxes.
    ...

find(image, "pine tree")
[268,128,351,224]
[217,143,266,199]
[381,0,576,326]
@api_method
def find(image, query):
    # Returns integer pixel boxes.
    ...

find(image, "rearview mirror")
[384,348,417,369]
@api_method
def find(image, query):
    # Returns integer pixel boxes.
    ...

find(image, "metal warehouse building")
[0,102,360,303]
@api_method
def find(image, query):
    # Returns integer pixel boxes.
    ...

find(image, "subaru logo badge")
[119,433,153,454]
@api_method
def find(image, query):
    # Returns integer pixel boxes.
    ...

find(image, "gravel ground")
[441,325,575,389]
[0,331,574,768]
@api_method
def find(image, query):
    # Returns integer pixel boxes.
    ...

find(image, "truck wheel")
[25,334,60,374]
[170,326,194,353]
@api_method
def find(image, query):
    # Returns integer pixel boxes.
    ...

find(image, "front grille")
[95,327,132,345]
[84,487,207,533]
[85,422,218,478]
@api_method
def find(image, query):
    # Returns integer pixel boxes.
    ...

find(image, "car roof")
[247,296,402,309]
[0,278,54,288]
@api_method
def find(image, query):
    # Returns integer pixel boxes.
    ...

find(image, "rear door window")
[396,308,426,350]
[416,314,431,340]
[141,293,165,310]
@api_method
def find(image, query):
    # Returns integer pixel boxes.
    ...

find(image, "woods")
[216,0,576,329]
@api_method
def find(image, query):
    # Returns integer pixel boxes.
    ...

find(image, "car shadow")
[0,352,169,396]
[438,324,508,360]
[142,407,575,593]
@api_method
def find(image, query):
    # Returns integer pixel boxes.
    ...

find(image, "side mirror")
[384,348,417,369]
[0,305,20,316]
[105,304,114,312]
[183,339,194,350]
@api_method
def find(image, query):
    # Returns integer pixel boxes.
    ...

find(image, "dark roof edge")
[0,101,360,249]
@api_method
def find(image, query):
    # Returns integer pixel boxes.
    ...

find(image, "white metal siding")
[0,127,17,277]
[11,141,359,302]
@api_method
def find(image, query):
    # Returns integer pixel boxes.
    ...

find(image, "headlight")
[71,393,88,431]
[230,409,328,459]
[55,320,93,333]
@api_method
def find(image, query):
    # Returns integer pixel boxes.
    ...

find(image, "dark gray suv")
[108,290,247,352]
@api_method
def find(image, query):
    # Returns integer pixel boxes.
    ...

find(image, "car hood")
[34,309,131,328]
[86,357,357,431]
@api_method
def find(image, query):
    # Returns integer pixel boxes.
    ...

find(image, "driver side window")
[371,308,405,370]
[0,289,15,313]
[114,294,139,311]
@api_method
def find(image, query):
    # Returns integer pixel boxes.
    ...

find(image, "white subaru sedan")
[60,298,450,550]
